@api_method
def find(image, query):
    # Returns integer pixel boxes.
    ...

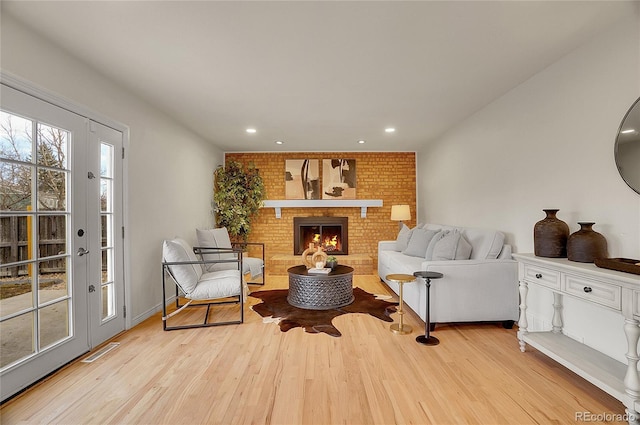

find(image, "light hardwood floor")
[1,275,627,424]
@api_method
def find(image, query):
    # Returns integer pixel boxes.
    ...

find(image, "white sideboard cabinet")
[513,253,640,424]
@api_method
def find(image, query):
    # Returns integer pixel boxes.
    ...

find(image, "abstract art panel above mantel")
[322,159,356,200]
[285,159,320,200]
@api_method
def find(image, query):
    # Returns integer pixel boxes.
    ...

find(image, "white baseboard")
[131,296,177,327]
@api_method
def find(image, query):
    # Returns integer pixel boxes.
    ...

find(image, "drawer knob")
[583,287,593,293]
[535,273,542,279]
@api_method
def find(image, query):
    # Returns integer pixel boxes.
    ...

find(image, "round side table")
[413,271,443,345]
[386,274,416,335]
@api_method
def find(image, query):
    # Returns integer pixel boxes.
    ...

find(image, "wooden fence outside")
[0,215,67,277]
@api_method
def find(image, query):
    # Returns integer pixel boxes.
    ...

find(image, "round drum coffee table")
[287,265,354,310]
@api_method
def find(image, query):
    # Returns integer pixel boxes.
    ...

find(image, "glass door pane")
[0,110,72,369]
[99,143,115,321]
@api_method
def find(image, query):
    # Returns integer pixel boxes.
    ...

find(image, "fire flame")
[325,235,338,248]
[309,233,340,252]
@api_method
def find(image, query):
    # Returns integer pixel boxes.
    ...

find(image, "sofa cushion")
[402,228,439,258]
[380,250,426,276]
[432,231,472,261]
[425,229,447,260]
[461,228,505,259]
[395,224,413,252]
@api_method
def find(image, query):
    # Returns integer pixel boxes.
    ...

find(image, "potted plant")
[213,160,265,242]
[325,256,338,270]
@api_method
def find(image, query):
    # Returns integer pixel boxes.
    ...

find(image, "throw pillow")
[395,224,413,252]
[432,231,473,261]
[425,229,447,260]
[402,228,439,258]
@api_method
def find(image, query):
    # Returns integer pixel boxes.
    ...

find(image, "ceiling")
[1,1,634,152]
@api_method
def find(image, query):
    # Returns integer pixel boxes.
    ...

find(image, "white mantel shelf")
[262,199,383,218]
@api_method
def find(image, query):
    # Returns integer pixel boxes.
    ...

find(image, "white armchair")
[162,238,244,330]
[196,227,265,285]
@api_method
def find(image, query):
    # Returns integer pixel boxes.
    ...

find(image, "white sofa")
[378,223,519,328]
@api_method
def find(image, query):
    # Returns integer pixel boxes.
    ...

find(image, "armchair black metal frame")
[162,246,244,331]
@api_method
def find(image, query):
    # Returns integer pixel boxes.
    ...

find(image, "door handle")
[77,247,90,256]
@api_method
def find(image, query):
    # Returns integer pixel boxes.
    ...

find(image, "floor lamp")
[391,204,410,230]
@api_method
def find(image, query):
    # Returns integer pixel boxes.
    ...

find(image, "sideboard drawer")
[523,264,561,290]
[563,275,621,310]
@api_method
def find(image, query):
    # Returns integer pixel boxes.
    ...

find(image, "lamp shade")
[390,204,411,221]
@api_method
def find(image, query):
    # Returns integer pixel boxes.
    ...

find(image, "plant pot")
[567,222,608,263]
[534,209,569,258]
[326,260,338,270]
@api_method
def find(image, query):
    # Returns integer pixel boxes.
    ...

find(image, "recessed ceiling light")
[275,140,284,145]
[358,140,366,144]
[621,129,635,134]
[246,128,257,134]
[385,127,396,133]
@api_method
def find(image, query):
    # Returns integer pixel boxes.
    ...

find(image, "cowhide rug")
[249,287,398,337]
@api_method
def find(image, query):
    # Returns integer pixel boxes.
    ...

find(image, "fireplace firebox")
[294,217,348,255]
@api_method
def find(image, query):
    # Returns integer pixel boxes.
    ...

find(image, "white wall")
[417,9,640,362]
[1,15,224,324]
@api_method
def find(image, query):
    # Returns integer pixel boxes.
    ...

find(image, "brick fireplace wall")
[224,152,416,272]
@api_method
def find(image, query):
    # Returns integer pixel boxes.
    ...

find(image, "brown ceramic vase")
[534,209,569,258]
[567,222,608,263]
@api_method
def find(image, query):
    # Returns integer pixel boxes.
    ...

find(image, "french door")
[87,120,125,347]
[0,84,125,401]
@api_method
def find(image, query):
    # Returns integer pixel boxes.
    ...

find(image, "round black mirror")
[615,97,640,195]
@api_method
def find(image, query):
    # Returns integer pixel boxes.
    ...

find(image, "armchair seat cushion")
[240,256,263,278]
[189,270,243,300]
